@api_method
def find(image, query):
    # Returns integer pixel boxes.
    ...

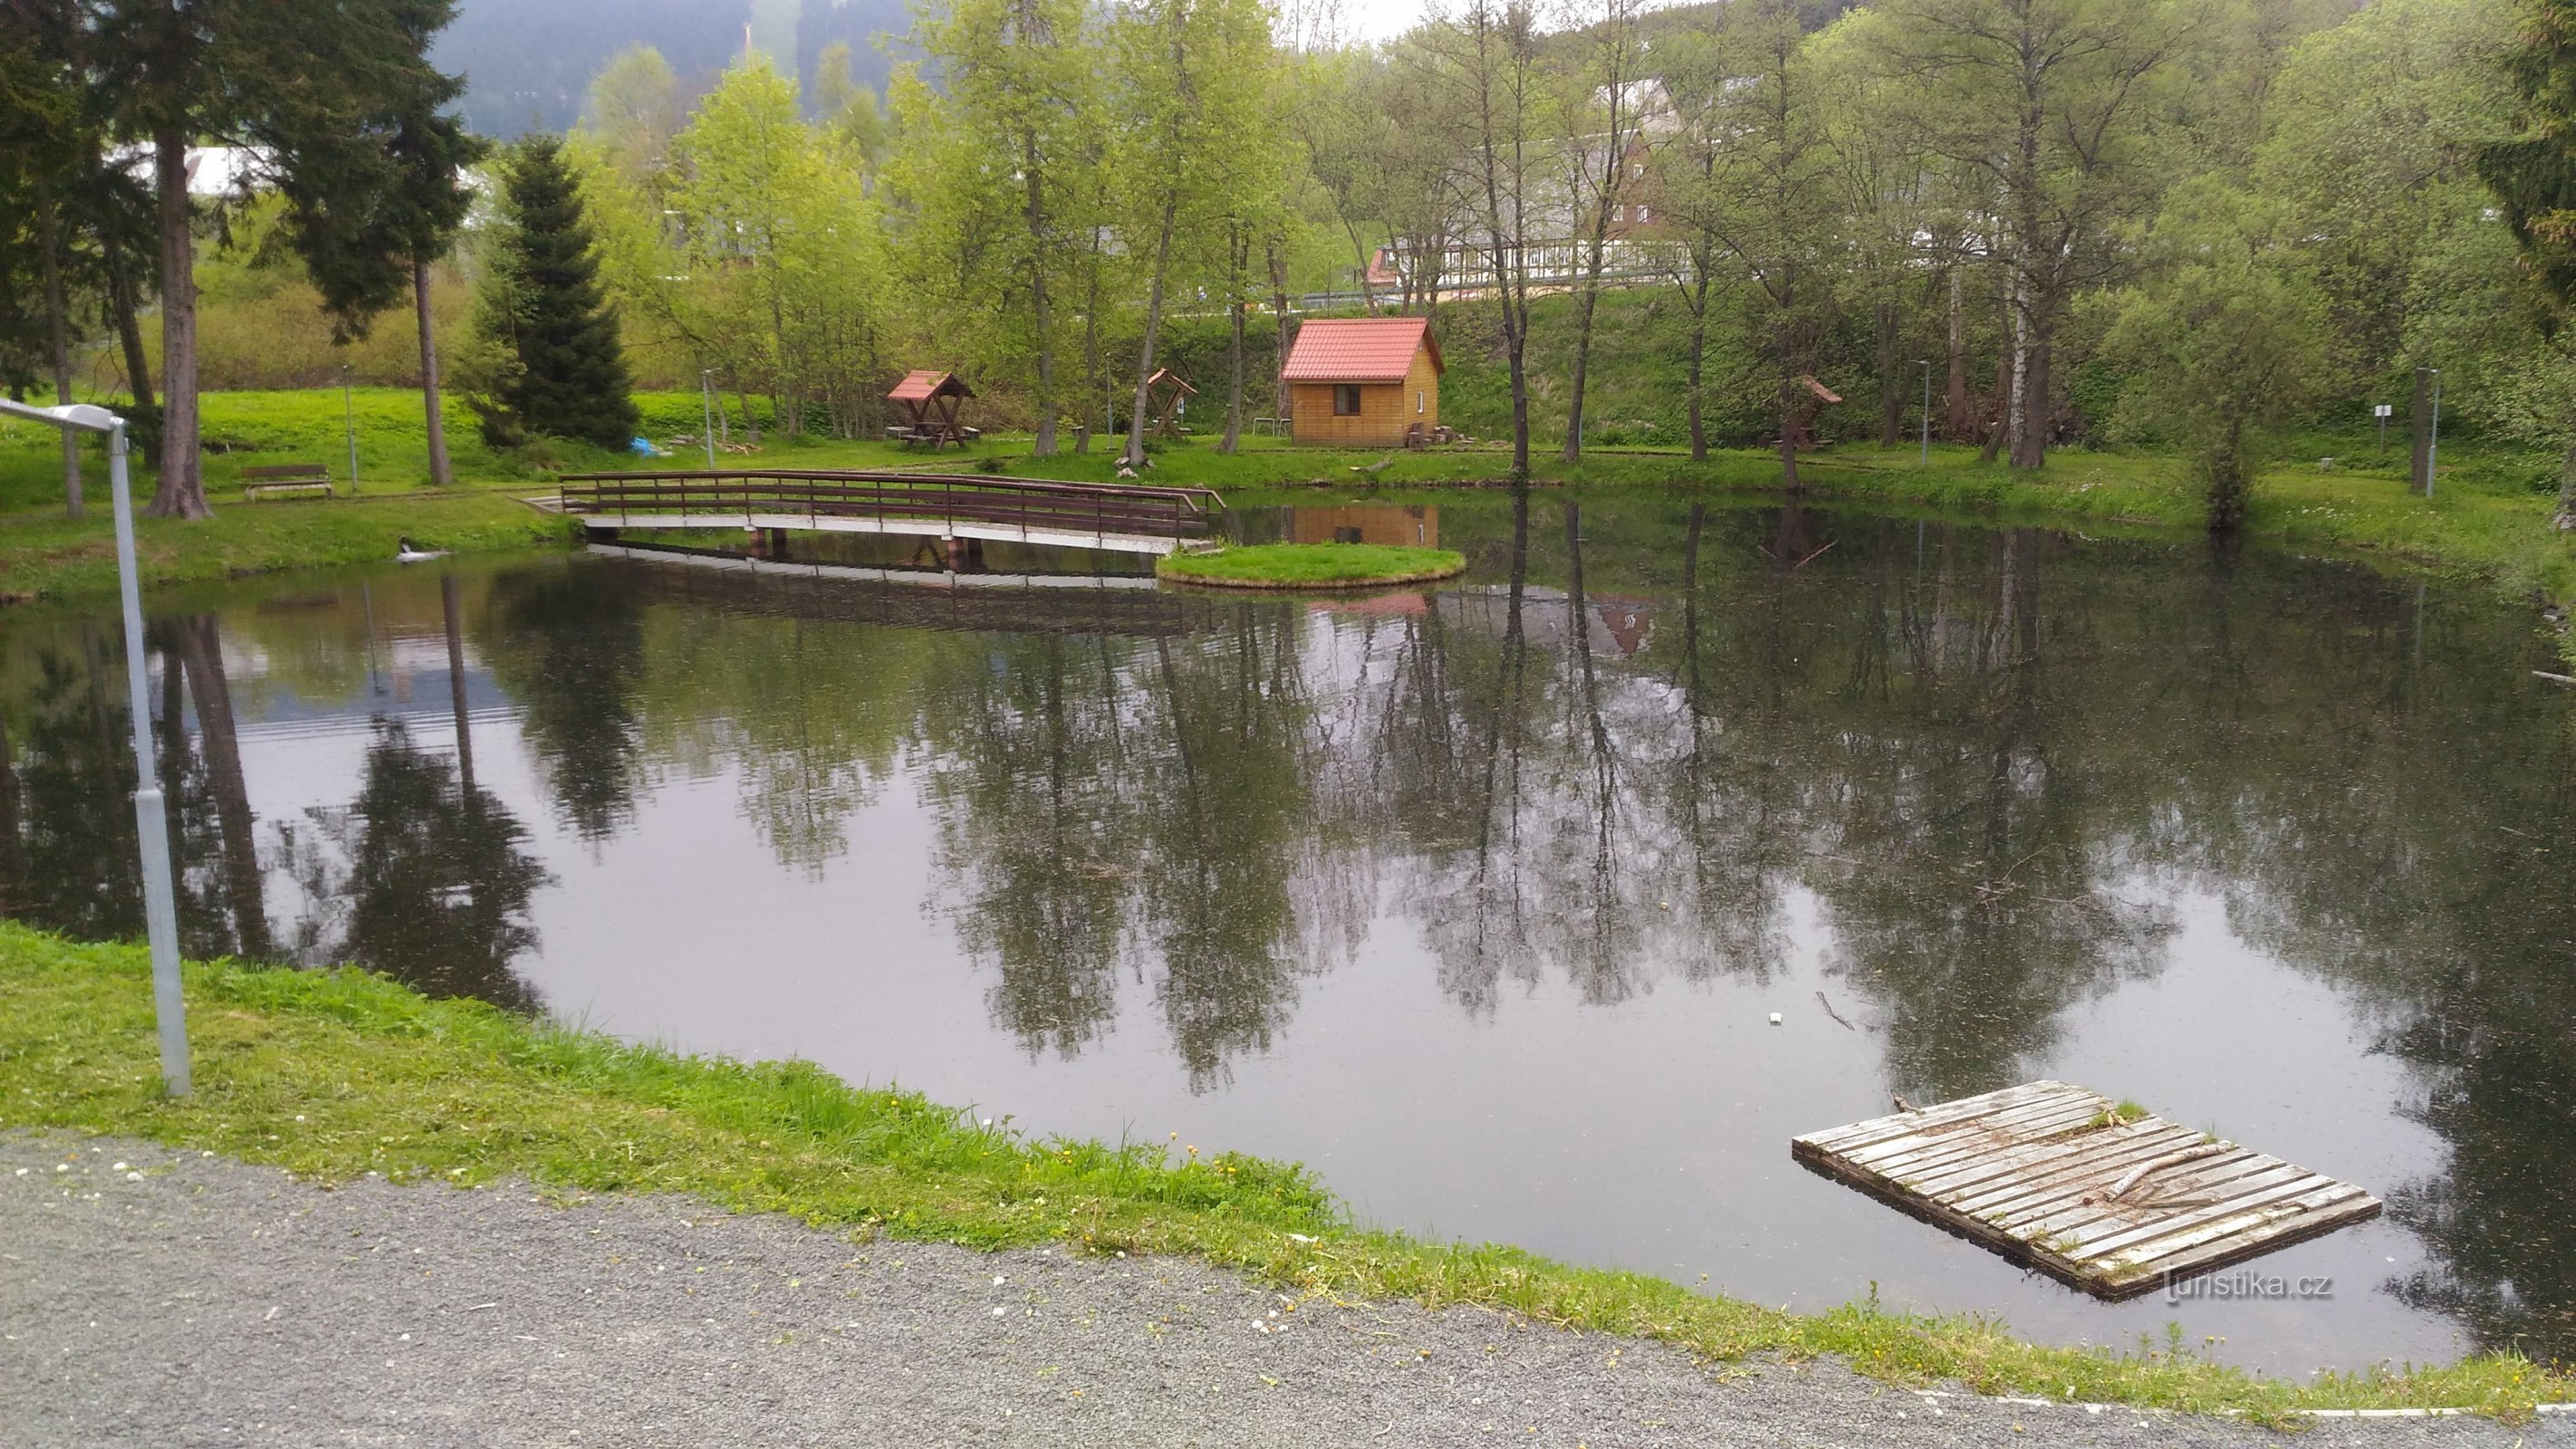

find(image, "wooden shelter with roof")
[887,370,978,448]
[1144,369,1197,438]
[1281,317,1442,447]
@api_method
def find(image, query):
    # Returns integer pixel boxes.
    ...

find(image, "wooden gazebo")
[1145,369,1197,438]
[888,369,978,448]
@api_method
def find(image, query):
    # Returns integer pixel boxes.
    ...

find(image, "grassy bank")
[6,386,2572,620]
[0,492,572,603]
[0,924,2562,1423]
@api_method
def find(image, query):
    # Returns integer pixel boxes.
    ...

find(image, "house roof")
[889,369,974,403]
[1281,318,1441,383]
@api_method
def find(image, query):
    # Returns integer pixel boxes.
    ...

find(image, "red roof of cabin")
[1281,317,1441,383]
[889,369,973,402]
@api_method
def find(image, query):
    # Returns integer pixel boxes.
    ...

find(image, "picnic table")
[888,370,977,448]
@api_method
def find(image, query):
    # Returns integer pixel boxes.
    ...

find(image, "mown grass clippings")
[0,923,2564,1424]
[1156,543,1467,589]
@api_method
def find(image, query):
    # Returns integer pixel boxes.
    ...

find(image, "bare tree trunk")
[1076,235,1105,454]
[1221,226,1247,456]
[1977,335,2010,465]
[39,201,82,518]
[1021,137,1060,456]
[414,255,454,490]
[1344,222,1379,313]
[1778,382,1802,492]
[149,129,210,519]
[2014,319,2052,471]
[1943,264,1968,441]
[1875,298,1900,448]
[1123,196,1181,467]
[1269,240,1293,419]
[2004,268,2030,468]
[1562,79,1629,465]
[1686,273,1710,463]
[105,238,157,419]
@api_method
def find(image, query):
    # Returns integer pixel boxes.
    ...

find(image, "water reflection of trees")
[482,564,649,841]
[274,719,553,1010]
[0,629,145,941]
[5,519,2573,1359]
[920,609,1368,1089]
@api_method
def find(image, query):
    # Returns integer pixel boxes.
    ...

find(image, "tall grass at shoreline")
[0,923,2564,1424]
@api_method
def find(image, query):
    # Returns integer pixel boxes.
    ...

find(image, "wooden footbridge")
[552,470,1225,557]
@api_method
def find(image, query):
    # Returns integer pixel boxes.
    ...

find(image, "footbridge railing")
[555,469,1226,555]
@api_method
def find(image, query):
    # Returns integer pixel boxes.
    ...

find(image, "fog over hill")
[435,0,910,136]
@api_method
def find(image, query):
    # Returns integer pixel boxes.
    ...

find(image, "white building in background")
[105,144,275,197]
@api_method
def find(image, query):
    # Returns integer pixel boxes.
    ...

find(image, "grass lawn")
[1158,542,1468,588]
[5,388,2572,625]
[0,492,572,602]
[0,923,2563,1424]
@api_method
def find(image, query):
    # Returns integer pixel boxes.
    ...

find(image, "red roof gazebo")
[888,370,977,448]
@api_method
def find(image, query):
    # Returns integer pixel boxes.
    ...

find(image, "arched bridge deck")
[553,469,1226,556]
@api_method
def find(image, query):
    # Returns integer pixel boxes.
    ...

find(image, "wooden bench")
[240,464,334,501]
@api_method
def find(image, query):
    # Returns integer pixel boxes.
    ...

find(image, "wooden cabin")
[1281,318,1442,447]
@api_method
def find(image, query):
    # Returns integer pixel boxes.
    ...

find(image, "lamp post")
[0,398,188,1095]
[341,363,360,495]
[1917,360,1931,467]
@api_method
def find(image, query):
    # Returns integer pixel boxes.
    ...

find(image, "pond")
[5,494,2571,1377]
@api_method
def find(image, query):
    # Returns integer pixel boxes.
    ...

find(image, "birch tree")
[1419,0,1548,478]
[1554,0,1647,463]
[1114,0,1279,465]
[1857,0,2204,470]
[1700,0,1844,490]
[896,0,1104,456]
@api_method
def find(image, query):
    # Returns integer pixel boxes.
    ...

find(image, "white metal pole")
[108,420,188,1093]
[1918,360,1931,467]
[0,398,191,1095]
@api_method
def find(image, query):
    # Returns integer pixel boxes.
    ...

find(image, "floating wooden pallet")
[1792,1081,2381,1300]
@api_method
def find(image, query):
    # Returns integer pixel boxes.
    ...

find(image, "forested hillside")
[434,0,909,134]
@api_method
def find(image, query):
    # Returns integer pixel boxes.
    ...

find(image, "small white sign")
[2374,404,2394,417]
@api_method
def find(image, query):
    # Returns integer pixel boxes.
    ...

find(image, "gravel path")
[4,1133,2567,1448]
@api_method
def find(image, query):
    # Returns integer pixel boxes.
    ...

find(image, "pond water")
[5,494,2572,1377]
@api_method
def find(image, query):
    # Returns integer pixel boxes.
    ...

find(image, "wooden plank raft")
[1792,1081,2381,1300]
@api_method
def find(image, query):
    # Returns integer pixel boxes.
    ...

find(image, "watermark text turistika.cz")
[2165,1271,2332,1304]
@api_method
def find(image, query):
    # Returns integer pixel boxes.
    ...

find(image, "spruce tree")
[476,137,639,451]
[2480,0,2576,309]
[2480,0,2576,523]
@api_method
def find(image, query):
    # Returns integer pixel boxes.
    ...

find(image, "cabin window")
[1416,390,1426,415]
[1333,384,1362,416]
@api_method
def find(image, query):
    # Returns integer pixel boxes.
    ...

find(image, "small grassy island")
[1157,542,1467,590]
